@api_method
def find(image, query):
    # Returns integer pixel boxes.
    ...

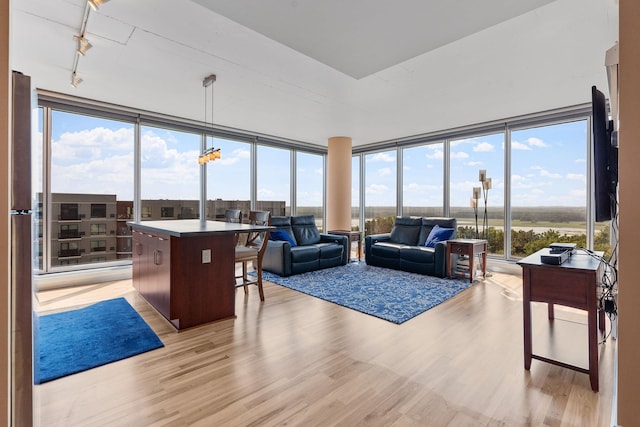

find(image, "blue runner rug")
[261,262,472,324]
[35,297,164,384]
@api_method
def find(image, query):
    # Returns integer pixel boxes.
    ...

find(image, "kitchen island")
[129,220,271,330]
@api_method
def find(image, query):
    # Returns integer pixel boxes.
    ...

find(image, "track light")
[74,35,93,56]
[88,0,110,10]
[71,73,83,88]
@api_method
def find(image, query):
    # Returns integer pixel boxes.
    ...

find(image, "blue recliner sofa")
[263,215,349,276]
[365,217,457,277]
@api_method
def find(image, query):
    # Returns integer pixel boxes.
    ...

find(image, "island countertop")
[128,219,272,237]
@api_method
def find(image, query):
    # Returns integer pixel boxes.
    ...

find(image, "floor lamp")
[478,170,491,240]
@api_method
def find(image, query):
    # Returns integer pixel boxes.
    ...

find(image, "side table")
[446,238,488,282]
[518,248,605,392]
[328,230,362,261]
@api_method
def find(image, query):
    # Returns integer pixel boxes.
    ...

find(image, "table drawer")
[529,268,591,308]
[449,242,471,255]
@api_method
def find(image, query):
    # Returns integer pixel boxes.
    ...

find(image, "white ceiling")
[10,0,618,147]
[192,0,556,79]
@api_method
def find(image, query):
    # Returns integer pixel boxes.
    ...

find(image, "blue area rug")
[261,262,472,324]
[35,297,164,384]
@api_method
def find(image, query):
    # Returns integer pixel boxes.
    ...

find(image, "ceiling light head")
[88,0,110,11]
[74,35,93,56]
[71,73,83,88]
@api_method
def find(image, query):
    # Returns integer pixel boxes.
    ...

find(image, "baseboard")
[34,265,132,291]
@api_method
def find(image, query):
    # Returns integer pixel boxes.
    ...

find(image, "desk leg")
[548,303,555,320]
[481,247,487,279]
[468,247,475,283]
[446,245,452,278]
[523,272,532,370]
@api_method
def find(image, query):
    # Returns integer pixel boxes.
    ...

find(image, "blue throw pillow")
[425,224,455,248]
[269,229,297,247]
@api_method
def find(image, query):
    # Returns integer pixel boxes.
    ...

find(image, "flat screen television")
[592,85,618,222]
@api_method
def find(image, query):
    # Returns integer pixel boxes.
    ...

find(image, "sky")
[41,109,588,209]
[363,120,587,207]
[43,110,323,206]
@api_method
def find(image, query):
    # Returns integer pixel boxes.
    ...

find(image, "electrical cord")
[573,211,619,344]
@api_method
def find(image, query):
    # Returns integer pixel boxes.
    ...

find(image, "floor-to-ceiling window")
[510,120,594,257]
[296,152,324,230]
[38,93,605,273]
[206,136,251,221]
[256,145,290,216]
[49,110,134,269]
[140,125,201,221]
[450,132,505,254]
[402,143,444,217]
[364,150,397,235]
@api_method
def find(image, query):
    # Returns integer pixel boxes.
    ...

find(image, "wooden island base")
[130,220,271,330]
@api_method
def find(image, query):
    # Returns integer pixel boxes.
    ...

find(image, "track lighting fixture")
[88,0,110,11]
[74,35,93,56]
[70,73,83,88]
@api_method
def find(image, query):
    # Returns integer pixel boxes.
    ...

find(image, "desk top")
[128,219,272,237]
[518,248,604,271]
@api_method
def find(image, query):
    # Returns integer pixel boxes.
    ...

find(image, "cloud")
[473,142,494,152]
[426,150,443,159]
[538,169,562,179]
[366,183,388,194]
[512,137,548,151]
[566,173,586,182]
[450,180,481,192]
[530,166,561,178]
[52,127,134,162]
[403,182,439,193]
[51,126,208,199]
[451,138,472,146]
[378,167,393,176]
[512,141,532,150]
[368,152,395,163]
[575,158,586,163]
[218,148,250,166]
[527,137,547,147]
[466,161,482,166]
[450,151,469,159]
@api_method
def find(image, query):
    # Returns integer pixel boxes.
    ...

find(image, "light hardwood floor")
[33,267,614,426]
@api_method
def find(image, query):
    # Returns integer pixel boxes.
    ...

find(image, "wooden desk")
[129,220,272,330]
[328,230,362,261]
[518,248,605,392]
[446,238,487,282]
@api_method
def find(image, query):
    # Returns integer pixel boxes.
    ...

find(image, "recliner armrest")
[365,233,391,246]
[263,240,292,276]
[433,240,449,278]
[364,234,391,264]
[320,234,349,265]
